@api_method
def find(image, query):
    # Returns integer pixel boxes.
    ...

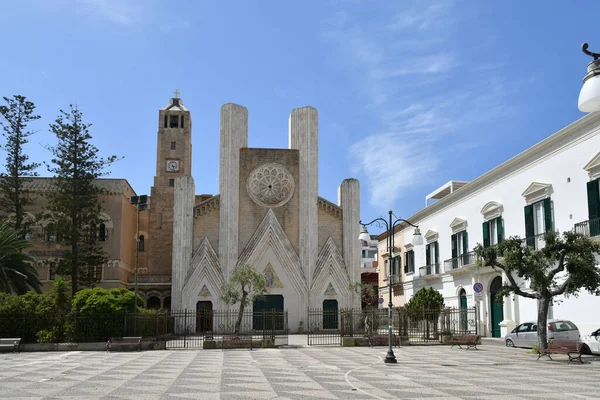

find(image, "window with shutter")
[482,221,490,248]
[496,217,504,243]
[587,179,600,236]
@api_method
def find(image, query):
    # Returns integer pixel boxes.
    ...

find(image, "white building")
[388,111,600,338]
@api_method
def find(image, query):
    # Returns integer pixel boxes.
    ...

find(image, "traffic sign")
[378,297,384,304]
[473,282,484,293]
[474,292,483,302]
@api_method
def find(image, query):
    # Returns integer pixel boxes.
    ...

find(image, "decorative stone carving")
[246,163,295,207]
[263,263,284,293]
[324,282,336,298]
[199,284,211,298]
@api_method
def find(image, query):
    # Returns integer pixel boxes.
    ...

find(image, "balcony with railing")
[419,263,441,279]
[574,217,600,238]
[443,251,476,272]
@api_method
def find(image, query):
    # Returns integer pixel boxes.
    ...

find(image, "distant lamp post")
[359,210,422,364]
[578,43,600,113]
[130,194,148,331]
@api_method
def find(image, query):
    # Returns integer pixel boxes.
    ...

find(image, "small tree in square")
[405,287,445,339]
[474,231,600,351]
[220,264,267,335]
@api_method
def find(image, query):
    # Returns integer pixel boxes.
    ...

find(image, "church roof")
[161,97,188,112]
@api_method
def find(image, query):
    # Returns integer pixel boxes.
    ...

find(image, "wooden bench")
[538,340,583,364]
[106,337,142,352]
[450,334,480,350]
[0,338,21,353]
[222,335,253,350]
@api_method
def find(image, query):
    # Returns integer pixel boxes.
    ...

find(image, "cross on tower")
[173,89,180,98]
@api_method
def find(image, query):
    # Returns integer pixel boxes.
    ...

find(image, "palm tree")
[0,222,41,294]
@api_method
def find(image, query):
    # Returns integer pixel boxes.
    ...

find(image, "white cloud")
[324,1,512,208]
[76,0,140,25]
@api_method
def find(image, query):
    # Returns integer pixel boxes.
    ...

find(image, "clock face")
[166,160,179,172]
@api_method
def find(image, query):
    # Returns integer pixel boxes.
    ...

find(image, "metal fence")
[164,309,289,349]
[307,307,477,346]
[0,309,289,348]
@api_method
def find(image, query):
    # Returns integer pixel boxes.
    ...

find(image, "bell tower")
[147,91,192,276]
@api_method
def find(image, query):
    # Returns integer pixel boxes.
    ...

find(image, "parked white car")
[505,319,580,348]
[580,328,600,355]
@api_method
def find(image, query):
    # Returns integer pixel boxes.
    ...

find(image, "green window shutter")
[497,217,504,243]
[451,234,457,258]
[524,204,534,237]
[462,231,469,253]
[482,221,490,248]
[425,244,431,266]
[587,179,600,220]
[543,198,553,232]
[409,250,414,273]
[434,241,439,264]
[403,252,408,274]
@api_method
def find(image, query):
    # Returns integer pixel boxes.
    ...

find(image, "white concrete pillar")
[288,106,318,285]
[219,103,248,278]
[338,178,361,307]
[171,175,195,312]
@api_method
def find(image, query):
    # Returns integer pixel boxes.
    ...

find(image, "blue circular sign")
[473,282,484,293]
[378,297,384,304]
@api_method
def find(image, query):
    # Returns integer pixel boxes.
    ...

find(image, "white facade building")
[360,227,379,270]
[390,112,600,338]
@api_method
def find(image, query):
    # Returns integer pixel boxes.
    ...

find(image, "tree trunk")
[537,296,551,351]
[234,290,248,336]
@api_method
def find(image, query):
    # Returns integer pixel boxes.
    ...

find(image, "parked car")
[505,319,580,348]
[580,328,600,355]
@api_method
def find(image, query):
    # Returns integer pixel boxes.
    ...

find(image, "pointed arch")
[238,209,307,298]
[182,237,224,309]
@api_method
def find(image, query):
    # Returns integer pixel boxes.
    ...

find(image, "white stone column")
[500,271,516,337]
[219,103,248,278]
[338,178,360,307]
[171,175,195,312]
[288,106,318,285]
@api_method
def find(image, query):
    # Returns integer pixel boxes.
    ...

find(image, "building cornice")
[381,112,600,238]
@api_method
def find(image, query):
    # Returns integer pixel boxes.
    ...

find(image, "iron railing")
[443,251,476,271]
[306,307,477,346]
[574,217,600,238]
[0,310,289,348]
[421,263,440,276]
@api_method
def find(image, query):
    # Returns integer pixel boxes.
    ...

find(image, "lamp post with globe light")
[359,210,423,364]
[578,43,600,113]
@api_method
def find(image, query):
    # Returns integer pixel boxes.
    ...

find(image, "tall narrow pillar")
[219,104,248,277]
[339,178,361,306]
[289,106,318,284]
[171,175,195,312]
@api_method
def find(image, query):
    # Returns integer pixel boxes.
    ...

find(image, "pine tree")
[0,95,40,234]
[45,105,118,295]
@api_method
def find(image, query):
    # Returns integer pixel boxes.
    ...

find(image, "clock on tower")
[166,160,179,172]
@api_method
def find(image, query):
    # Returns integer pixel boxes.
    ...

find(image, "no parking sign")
[473,282,483,293]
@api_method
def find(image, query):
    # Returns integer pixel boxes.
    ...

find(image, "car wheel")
[505,338,514,347]
[581,344,592,355]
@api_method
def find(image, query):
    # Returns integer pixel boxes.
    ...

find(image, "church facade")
[147,97,362,332]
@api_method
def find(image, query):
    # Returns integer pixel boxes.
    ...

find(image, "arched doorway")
[147,296,161,310]
[163,296,171,310]
[459,289,468,333]
[490,276,504,338]
[323,299,339,329]
[196,301,213,333]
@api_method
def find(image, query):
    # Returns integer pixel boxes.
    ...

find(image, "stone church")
[144,95,362,332]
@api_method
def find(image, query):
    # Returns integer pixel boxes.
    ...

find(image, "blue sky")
[1,0,599,233]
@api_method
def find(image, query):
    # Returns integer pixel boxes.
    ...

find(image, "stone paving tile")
[1,346,600,399]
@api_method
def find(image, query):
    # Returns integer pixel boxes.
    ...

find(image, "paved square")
[1,345,599,399]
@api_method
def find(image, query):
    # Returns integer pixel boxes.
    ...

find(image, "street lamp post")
[130,195,148,334]
[359,210,423,364]
[578,43,600,113]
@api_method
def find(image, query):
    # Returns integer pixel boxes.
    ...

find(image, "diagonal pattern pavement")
[0,345,599,399]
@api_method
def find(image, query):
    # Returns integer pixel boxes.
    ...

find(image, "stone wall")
[237,148,300,258]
